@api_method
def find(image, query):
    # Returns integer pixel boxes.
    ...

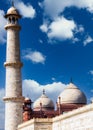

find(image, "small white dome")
[25,97,31,101]
[7,6,19,15]
[58,83,87,104]
[5,6,21,18]
[24,97,32,103]
[33,90,54,111]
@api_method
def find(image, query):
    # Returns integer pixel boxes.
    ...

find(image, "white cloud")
[15,0,36,19]
[72,38,79,43]
[40,24,48,33]
[38,2,43,8]
[51,77,56,81]
[76,25,84,34]
[23,50,46,64]
[78,26,84,33]
[48,17,76,39]
[23,79,66,104]
[90,96,93,103]
[0,10,7,44]
[40,0,88,42]
[42,0,93,18]
[0,88,5,130]
[39,39,43,44]
[89,70,93,75]
[84,36,93,46]
[40,16,77,40]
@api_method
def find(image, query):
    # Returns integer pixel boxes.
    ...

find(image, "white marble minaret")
[3,4,24,130]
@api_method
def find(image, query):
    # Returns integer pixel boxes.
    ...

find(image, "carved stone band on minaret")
[5,24,21,30]
[4,62,23,68]
[3,96,24,102]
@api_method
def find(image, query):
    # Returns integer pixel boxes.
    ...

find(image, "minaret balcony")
[5,24,21,30]
[4,62,23,68]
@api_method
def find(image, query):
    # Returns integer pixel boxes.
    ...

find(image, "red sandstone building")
[23,81,87,121]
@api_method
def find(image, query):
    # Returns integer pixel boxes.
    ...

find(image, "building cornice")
[18,118,52,129]
[53,103,93,122]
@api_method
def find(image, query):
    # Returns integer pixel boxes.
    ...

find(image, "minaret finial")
[12,0,14,7]
[43,89,45,94]
[70,77,73,83]
[26,94,29,98]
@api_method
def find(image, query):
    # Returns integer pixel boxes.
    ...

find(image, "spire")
[26,94,29,98]
[12,0,14,7]
[70,77,73,83]
[43,89,45,95]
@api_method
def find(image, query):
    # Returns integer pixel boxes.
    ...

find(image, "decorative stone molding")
[18,118,52,130]
[53,103,93,122]
[4,62,23,68]
[5,24,21,30]
[3,96,24,102]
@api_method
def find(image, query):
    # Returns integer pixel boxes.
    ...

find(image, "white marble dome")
[58,82,87,104]
[33,90,54,111]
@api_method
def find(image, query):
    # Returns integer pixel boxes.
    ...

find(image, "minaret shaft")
[4,6,24,130]
[6,28,20,62]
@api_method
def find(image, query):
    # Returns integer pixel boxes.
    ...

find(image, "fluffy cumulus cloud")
[23,79,67,104]
[83,35,93,46]
[40,0,93,42]
[48,17,76,40]
[40,16,77,40]
[0,10,7,44]
[23,50,46,64]
[15,0,36,19]
[0,88,5,130]
[42,0,93,18]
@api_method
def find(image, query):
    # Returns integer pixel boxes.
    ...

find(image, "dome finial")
[12,0,14,7]
[70,77,73,83]
[43,89,45,94]
[26,94,29,98]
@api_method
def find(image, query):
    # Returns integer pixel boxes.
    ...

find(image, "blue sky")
[1,0,93,129]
